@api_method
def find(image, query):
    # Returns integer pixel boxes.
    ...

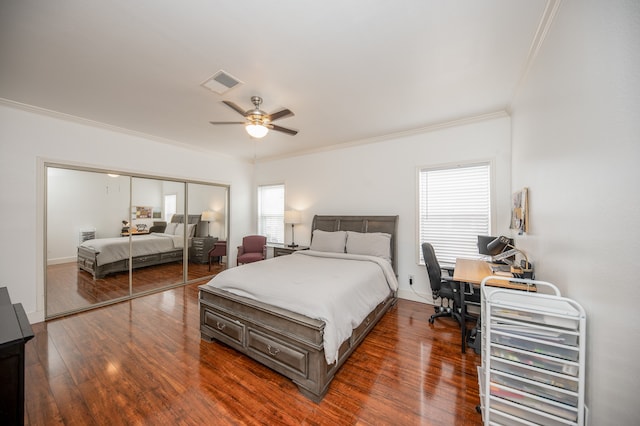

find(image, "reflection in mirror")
[187,183,229,281]
[45,164,229,319]
[131,177,185,295]
[46,168,131,317]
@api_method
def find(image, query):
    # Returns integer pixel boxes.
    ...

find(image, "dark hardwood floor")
[26,283,482,425]
[46,261,224,316]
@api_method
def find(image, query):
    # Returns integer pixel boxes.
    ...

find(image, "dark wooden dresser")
[0,287,34,425]
[190,236,217,264]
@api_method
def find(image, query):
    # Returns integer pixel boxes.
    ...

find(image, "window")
[418,163,491,266]
[258,184,284,243]
[164,194,177,222]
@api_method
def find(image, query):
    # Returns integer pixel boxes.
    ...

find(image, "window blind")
[258,184,284,244]
[419,163,491,266]
[164,194,177,222]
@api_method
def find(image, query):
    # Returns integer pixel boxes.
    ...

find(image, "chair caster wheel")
[428,317,434,324]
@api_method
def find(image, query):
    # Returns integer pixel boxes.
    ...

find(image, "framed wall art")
[134,206,152,219]
[510,187,529,234]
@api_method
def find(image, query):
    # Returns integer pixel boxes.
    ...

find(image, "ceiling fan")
[210,96,298,138]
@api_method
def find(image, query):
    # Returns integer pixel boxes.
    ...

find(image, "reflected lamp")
[201,210,215,237]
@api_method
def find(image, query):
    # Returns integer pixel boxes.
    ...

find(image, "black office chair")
[422,243,464,326]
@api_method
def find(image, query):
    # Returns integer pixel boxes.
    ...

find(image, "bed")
[77,214,201,279]
[199,215,399,402]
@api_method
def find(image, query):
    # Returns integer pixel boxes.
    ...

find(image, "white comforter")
[203,250,398,364]
[80,233,185,266]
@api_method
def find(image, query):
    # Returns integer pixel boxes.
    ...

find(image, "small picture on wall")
[152,211,161,219]
[135,206,153,219]
[510,187,529,235]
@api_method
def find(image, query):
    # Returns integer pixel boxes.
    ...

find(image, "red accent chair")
[208,241,227,271]
[237,235,267,266]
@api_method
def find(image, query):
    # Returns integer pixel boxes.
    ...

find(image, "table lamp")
[201,210,215,237]
[284,210,302,248]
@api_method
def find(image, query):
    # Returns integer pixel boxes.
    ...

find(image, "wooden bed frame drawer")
[351,311,376,345]
[202,309,245,346]
[80,257,95,270]
[247,329,308,376]
[160,250,182,261]
[131,254,159,266]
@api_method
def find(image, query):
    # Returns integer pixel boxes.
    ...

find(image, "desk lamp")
[487,236,531,272]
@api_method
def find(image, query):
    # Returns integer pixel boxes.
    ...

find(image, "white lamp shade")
[201,210,215,222]
[245,123,269,138]
[284,210,302,224]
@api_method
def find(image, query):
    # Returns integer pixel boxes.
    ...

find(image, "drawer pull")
[267,345,280,357]
[216,321,226,331]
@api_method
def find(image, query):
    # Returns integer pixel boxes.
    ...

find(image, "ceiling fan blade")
[267,123,298,136]
[222,101,247,116]
[209,121,245,125]
[266,108,294,122]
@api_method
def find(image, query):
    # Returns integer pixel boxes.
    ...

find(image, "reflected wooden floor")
[26,283,482,425]
[47,261,225,316]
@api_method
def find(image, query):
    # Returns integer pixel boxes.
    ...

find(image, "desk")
[120,229,150,237]
[454,258,535,289]
[453,258,535,352]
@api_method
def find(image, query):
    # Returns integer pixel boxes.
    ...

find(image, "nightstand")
[271,244,310,257]
[190,236,217,263]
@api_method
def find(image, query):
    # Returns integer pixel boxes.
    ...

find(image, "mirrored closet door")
[186,183,228,282]
[130,177,186,295]
[45,164,229,319]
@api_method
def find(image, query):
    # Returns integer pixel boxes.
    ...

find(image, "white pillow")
[345,231,392,263]
[164,222,177,234]
[310,230,347,253]
[174,223,184,235]
[173,223,196,237]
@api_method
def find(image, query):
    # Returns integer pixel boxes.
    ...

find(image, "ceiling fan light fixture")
[246,122,269,138]
[211,96,296,137]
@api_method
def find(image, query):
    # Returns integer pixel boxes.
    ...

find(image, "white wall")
[510,1,640,423]
[0,103,254,322]
[255,115,513,303]
[47,169,132,262]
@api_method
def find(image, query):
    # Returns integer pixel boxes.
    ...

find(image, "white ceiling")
[0,0,550,162]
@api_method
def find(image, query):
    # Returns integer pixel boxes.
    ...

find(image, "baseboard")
[397,288,431,304]
[47,256,76,265]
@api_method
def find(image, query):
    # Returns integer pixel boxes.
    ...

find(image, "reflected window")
[164,194,177,222]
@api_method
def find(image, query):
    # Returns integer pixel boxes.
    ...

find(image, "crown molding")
[255,110,510,163]
[0,97,249,163]
[507,0,563,113]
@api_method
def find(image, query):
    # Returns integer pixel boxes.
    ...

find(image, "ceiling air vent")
[201,70,243,95]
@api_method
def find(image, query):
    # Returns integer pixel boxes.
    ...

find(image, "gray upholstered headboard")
[170,214,201,224]
[310,215,399,274]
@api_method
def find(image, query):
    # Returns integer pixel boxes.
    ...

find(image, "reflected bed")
[77,214,200,279]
